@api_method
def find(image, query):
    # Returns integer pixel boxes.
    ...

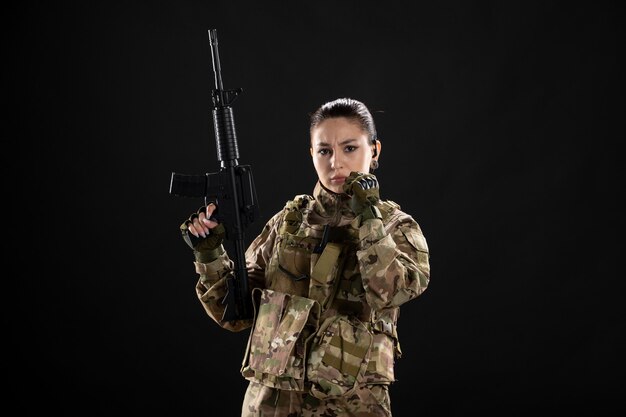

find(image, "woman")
[180,98,430,416]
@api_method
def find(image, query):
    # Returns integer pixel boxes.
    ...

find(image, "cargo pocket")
[246,288,320,381]
[400,224,430,272]
[306,315,373,399]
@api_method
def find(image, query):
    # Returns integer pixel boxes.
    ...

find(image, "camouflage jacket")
[193,181,430,396]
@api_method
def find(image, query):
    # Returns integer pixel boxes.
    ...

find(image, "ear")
[310,147,313,157]
[372,140,382,159]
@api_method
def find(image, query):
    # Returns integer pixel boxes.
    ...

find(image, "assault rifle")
[170,29,259,322]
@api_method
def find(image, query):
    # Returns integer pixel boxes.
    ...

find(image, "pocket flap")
[248,289,318,377]
[401,225,429,253]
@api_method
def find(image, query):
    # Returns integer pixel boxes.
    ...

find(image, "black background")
[8,1,623,415]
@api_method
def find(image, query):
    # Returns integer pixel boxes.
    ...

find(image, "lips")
[330,176,346,183]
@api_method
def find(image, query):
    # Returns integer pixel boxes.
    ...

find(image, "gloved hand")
[180,202,225,253]
[342,171,381,220]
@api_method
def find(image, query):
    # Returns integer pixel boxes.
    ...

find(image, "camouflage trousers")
[241,381,392,417]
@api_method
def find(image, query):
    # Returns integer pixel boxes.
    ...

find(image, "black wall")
[8,1,622,415]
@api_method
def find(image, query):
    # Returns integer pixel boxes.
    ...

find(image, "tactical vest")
[240,195,402,398]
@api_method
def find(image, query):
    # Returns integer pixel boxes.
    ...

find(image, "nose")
[330,151,343,169]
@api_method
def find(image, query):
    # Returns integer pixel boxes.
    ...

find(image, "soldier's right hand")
[180,203,226,251]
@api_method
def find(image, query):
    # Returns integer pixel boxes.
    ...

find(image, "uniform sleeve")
[356,216,430,311]
[193,210,284,332]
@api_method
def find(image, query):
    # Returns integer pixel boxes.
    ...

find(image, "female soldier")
[181,98,430,416]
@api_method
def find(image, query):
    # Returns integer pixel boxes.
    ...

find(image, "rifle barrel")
[208,29,225,103]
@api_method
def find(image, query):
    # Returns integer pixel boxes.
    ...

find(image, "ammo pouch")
[306,315,374,400]
[241,288,321,391]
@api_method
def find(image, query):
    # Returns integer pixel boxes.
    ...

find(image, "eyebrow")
[314,138,358,147]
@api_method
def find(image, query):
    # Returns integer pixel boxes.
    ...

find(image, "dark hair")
[309,98,378,145]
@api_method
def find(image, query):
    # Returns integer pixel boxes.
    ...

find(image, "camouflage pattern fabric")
[191,181,430,415]
[242,381,391,417]
[246,288,321,389]
[306,315,373,399]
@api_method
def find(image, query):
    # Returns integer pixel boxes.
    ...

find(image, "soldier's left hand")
[343,171,380,216]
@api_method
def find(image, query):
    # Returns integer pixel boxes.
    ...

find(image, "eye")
[345,145,357,152]
[318,148,330,155]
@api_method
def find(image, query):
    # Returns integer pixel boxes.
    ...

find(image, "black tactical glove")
[342,171,382,222]
[180,205,226,258]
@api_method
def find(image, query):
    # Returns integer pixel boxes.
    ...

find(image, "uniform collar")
[311,181,356,226]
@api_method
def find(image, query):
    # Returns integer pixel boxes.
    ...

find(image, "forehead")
[311,117,368,144]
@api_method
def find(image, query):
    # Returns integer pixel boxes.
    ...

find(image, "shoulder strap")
[285,194,314,210]
[279,194,314,235]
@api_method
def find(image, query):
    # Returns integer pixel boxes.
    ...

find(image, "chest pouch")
[266,233,319,297]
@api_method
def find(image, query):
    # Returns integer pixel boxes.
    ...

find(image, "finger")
[188,223,200,238]
[206,202,217,218]
[199,220,210,236]
[199,208,219,228]
[193,219,208,237]
[202,218,219,229]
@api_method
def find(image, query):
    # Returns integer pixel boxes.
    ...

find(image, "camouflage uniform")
[193,181,430,416]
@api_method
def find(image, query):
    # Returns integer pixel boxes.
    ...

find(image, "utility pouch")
[242,288,320,388]
[266,232,318,297]
[308,242,345,311]
[306,315,373,399]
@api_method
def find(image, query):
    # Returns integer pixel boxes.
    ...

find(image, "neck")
[311,181,355,226]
